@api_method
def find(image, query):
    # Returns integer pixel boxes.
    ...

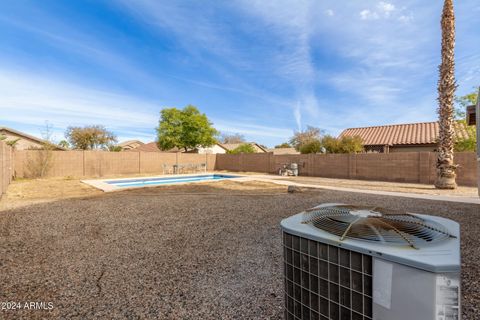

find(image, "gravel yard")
[0,180,479,319]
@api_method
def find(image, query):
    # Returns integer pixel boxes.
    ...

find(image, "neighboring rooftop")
[118,140,144,150]
[267,147,299,155]
[221,142,267,153]
[339,121,471,146]
[0,126,65,150]
[130,142,168,152]
[129,142,226,153]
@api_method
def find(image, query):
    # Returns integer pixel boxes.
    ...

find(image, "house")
[118,140,144,150]
[467,105,476,126]
[267,147,299,155]
[196,144,228,154]
[130,142,228,154]
[221,142,267,153]
[339,121,471,153]
[0,126,64,150]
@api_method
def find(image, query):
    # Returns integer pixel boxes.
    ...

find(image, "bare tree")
[219,132,245,144]
[435,0,457,189]
[26,121,56,178]
[65,125,117,150]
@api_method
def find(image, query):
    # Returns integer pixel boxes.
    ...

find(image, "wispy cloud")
[0,67,293,143]
[213,120,293,139]
[0,68,159,141]
[360,10,380,20]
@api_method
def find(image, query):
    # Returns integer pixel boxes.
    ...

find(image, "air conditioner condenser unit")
[280,203,461,320]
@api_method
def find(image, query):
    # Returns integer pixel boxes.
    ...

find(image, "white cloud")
[360,10,379,20]
[293,102,302,132]
[206,0,320,129]
[378,1,395,17]
[398,14,413,23]
[360,1,397,20]
[326,9,334,17]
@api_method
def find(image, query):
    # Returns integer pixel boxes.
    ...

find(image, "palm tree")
[435,0,457,189]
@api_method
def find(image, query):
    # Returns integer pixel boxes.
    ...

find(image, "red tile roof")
[339,121,471,146]
[129,142,161,152]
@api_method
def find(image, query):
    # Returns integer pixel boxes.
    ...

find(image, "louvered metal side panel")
[283,232,373,320]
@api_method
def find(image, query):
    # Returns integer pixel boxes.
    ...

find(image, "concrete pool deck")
[247,175,480,205]
[82,172,247,192]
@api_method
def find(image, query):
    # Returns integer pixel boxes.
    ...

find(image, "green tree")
[299,139,322,154]
[454,131,476,152]
[157,105,218,152]
[65,125,117,150]
[227,143,256,154]
[322,135,364,153]
[58,140,70,149]
[275,142,291,148]
[452,91,477,152]
[454,91,477,119]
[108,145,123,152]
[289,126,324,151]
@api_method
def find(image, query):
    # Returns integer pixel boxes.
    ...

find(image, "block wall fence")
[8,150,478,187]
[13,151,216,178]
[0,141,13,197]
[216,152,477,187]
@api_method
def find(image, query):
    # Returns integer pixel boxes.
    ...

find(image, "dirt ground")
[0,178,283,211]
[3,174,477,213]
[0,180,478,319]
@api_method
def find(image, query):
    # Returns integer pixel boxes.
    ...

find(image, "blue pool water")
[105,174,240,188]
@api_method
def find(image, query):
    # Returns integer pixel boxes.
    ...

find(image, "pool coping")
[81,172,248,192]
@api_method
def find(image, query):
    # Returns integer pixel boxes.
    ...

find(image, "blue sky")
[0,1,478,147]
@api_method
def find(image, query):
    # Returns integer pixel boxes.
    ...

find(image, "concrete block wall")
[0,141,13,196]
[9,149,478,187]
[215,152,478,187]
[13,151,215,178]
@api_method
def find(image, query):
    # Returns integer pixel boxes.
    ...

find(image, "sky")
[0,1,478,147]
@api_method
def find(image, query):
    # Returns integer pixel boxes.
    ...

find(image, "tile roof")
[130,142,162,152]
[118,140,144,147]
[339,121,471,146]
[220,142,267,152]
[267,147,300,155]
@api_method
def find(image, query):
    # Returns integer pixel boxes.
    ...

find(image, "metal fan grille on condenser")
[302,205,456,249]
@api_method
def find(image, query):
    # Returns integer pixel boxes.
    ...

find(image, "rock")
[287,185,302,193]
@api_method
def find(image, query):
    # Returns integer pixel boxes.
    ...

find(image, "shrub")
[227,143,256,154]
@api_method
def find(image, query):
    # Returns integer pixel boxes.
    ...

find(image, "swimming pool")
[83,173,242,191]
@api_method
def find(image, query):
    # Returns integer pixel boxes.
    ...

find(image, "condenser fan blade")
[302,204,455,248]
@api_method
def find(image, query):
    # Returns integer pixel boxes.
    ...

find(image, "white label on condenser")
[435,274,460,320]
[373,259,393,309]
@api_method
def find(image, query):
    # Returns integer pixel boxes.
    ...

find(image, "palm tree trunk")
[435,0,458,189]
